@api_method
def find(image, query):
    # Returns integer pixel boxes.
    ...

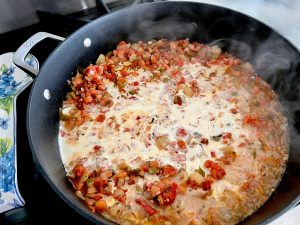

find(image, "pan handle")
[13,32,65,77]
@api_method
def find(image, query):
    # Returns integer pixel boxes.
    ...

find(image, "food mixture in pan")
[58,39,288,225]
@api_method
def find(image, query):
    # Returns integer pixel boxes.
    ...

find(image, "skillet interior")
[27,2,300,224]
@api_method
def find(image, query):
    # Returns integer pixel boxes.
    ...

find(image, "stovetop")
[0,1,299,225]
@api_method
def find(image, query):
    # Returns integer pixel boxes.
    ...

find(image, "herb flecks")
[211,134,222,142]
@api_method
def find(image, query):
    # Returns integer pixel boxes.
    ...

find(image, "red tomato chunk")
[204,160,226,180]
[135,198,157,216]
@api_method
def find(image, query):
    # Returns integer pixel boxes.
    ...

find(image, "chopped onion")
[155,134,169,150]
[211,45,221,60]
[96,54,105,65]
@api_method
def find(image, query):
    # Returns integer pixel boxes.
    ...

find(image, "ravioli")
[59,39,288,225]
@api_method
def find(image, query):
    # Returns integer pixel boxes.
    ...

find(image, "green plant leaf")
[1,64,8,73]
[0,138,13,157]
[0,96,14,115]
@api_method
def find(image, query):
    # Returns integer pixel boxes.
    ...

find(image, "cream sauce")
[59,63,249,179]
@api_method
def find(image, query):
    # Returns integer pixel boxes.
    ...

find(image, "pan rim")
[26,1,299,225]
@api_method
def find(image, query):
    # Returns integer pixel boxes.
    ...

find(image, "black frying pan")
[13,1,300,225]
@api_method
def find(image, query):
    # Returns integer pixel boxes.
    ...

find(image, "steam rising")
[251,34,300,168]
[124,3,300,170]
[128,15,198,42]
[212,34,300,169]
[208,34,300,167]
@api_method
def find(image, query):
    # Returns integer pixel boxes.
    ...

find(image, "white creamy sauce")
[59,62,248,178]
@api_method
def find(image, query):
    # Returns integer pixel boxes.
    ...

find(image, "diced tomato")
[104,72,116,81]
[211,151,216,158]
[230,108,238,114]
[176,60,184,67]
[73,164,85,179]
[117,194,127,203]
[188,219,198,225]
[95,113,106,122]
[90,194,102,201]
[114,171,128,179]
[127,175,137,185]
[135,198,157,216]
[150,55,158,64]
[176,127,187,137]
[97,84,106,91]
[240,181,251,191]
[210,167,226,179]
[95,200,108,213]
[83,95,93,103]
[173,95,183,106]
[86,65,98,76]
[171,70,179,77]
[120,69,129,77]
[133,81,139,86]
[76,99,84,110]
[130,71,139,76]
[177,183,188,194]
[177,76,185,85]
[94,177,105,188]
[157,182,177,206]
[118,41,127,46]
[200,138,209,145]
[117,76,126,84]
[140,161,150,172]
[217,150,237,165]
[149,160,159,168]
[129,96,137,100]
[73,180,86,192]
[93,145,102,151]
[204,160,226,180]
[177,140,187,149]
[222,132,232,139]
[238,142,246,148]
[117,50,126,58]
[243,115,263,127]
[163,165,177,176]
[201,179,213,191]
[204,160,213,169]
